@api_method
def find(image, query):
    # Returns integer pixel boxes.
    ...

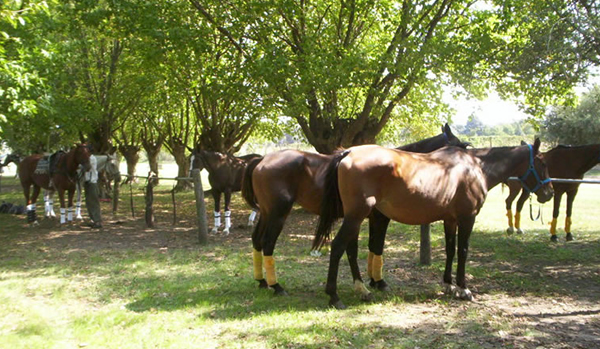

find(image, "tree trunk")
[120,145,140,184]
[142,141,163,184]
[171,143,192,191]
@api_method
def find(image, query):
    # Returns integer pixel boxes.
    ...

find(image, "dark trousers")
[84,181,102,224]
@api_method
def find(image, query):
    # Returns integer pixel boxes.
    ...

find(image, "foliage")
[543,85,600,145]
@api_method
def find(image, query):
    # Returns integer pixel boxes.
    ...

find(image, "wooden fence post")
[420,224,431,265]
[112,175,120,215]
[145,172,158,228]
[192,169,208,245]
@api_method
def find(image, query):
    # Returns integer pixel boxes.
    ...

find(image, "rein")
[518,144,551,193]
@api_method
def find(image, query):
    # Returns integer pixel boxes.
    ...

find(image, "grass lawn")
[0,176,599,348]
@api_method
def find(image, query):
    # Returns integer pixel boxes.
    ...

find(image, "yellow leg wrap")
[372,254,383,282]
[506,210,514,228]
[550,218,558,236]
[263,256,277,286]
[514,211,521,229]
[253,249,263,280]
[565,217,572,233]
[367,252,374,279]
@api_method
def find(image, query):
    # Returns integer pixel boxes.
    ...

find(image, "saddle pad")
[34,158,50,175]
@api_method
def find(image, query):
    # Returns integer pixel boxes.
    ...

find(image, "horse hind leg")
[367,209,391,292]
[211,191,222,234]
[454,216,476,301]
[260,201,293,296]
[442,219,457,295]
[223,190,232,235]
[251,215,268,289]
[346,237,372,302]
[44,190,56,219]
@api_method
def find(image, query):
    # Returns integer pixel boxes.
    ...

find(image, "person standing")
[85,154,102,228]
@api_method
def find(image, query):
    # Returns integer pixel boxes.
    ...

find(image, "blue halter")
[518,144,551,193]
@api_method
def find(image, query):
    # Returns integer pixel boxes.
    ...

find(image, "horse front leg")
[564,188,578,241]
[27,185,41,225]
[455,216,476,301]
[550,191,563,242]
[58,189,67,225]
[443,219,457,294]
[67,188,76,222]
[504,186,521,235]
[367,209,391,291]
[514,190,530,234]
[211,191,221,234]
[223,190,232,235]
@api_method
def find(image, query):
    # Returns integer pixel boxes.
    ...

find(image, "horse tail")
[312,149,351,251]
[241,156,262,210]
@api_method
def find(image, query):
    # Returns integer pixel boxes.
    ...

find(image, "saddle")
[34,151,66,188]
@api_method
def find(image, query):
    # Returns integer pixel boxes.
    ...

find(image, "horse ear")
[444,123,452,135]
[520,140,527,146]
[533,138,541,151]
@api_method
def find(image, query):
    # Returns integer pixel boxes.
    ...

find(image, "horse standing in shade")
[505,143,600,242]
[43,153,120,220]
[190,149,262,235]
[314,139,553,309]
[242,124,469,296]
[18,144,91,225]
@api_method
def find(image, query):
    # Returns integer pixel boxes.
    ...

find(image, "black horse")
[191,149,262,235]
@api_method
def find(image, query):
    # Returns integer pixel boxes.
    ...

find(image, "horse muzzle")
[535,187,554,204]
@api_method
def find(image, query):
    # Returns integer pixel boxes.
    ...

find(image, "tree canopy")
[0,0,598,155]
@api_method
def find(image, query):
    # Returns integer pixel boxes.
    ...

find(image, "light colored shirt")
[85,155,98,183]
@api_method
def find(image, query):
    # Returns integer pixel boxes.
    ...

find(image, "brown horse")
[505,143,600,242]
[242,124,469,295]
[191,149,262,235]
[314,139,553,309]
[19,144,91,225]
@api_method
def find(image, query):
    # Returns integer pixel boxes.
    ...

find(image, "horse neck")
[471,146,528,190]
[64,149,80,174]
[396,134,444,153]
[547,144,600,176]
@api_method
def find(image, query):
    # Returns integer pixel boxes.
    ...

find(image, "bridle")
[518,144,551,193]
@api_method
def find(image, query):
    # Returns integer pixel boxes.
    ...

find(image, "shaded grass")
[0,176,599,348]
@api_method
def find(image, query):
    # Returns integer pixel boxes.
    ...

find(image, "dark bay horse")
[242,124,469,295]
[314,139,553,309]
[19,144,92,225]
[505,143,600,242]
[0,153,21,170]
[191,149,262,235]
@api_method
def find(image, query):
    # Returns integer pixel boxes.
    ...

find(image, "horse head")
[518,138,553,203]
[106,153,121,181]
[443,123,471,149]
[74,144,92,172]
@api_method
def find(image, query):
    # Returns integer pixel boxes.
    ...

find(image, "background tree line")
[1,0,598,182]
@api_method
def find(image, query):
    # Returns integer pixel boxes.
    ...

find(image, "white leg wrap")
[225,210,231,229]
[75,203,82,220]
[49,200,55,217]
[45,200,51,217]
[67,207,73,222]
[212,212,221,233]
[60,208,66,224]
[248,210,257,226]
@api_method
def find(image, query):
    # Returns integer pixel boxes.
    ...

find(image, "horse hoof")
[516,228,524,235]
[257,279,268,289]
[566,233,574,242]
[457,288,473,301]
[550,235,558,242]
[506,227,514,235]
[210,227,219,234]
[270,283,288,296]
[31,221,39,227]
[360,292,373,302]
[309,250,322,257]
[223,229,230,235]
[444,283,456,295]
[329,300,347,310]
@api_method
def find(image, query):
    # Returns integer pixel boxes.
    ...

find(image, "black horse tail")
[241,156,262,210]
[312,149,351,251]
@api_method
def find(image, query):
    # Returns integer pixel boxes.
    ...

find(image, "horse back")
[338,145,486,224]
